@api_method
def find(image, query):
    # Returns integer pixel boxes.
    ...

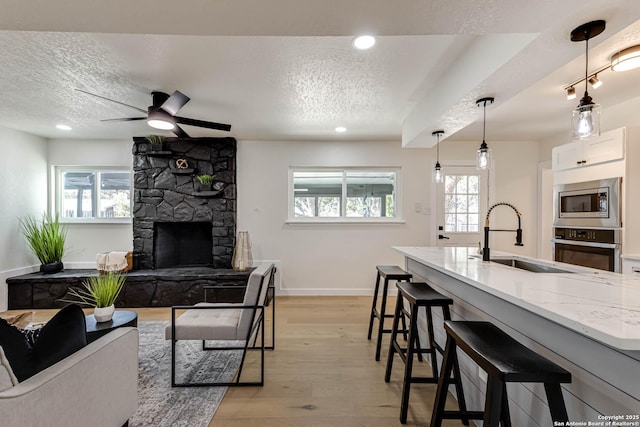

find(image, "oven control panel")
[554,227,617,244]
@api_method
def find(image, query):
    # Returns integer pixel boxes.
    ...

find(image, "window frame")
[54,166,133,224]
[287,167,404,223]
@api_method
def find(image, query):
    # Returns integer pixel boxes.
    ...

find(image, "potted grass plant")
[195,174,215,192]
[64,272,127,322]
[20,213,67,274]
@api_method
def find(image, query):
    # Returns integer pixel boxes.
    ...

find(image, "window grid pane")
[292,169,398,219]
[59,168,131,220]
[444,174,480,234]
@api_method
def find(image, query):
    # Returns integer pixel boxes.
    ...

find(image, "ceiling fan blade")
[160,90,190,115]
[100,117,147,122]
[175,116,232,132]
[76,89,148,114]
[172,125,190,138]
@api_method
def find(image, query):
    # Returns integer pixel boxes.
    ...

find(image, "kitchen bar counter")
[393,246,639,424]
[394,246,640,350]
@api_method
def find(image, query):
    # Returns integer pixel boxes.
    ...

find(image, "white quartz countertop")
[394,246,640,350]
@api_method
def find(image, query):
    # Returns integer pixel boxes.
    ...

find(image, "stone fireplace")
[5,136,250,309]
[132,137,237,270]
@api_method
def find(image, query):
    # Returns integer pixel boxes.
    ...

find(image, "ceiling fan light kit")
[570,20,605,140]
[147,110,176,130]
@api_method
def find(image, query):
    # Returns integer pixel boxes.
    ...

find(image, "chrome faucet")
[483,202,523,261]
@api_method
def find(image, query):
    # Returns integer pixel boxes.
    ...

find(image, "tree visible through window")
[291,169,399,220]
[444,175,479,232]
[57,168,131,221]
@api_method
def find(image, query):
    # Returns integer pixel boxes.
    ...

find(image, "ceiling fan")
[76,89,232,138]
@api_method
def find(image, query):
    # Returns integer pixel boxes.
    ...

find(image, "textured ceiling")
[0,0,639,145]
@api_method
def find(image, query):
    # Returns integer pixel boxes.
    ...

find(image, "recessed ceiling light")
[335,126,347,133]
[56,124,72,131]
[353,35,376,50]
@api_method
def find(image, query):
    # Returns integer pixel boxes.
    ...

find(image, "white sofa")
[0,327,138,427]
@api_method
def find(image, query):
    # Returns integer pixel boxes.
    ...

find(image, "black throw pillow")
[0,304,87,382]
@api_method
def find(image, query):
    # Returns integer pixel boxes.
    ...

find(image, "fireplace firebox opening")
[154,222,213,268]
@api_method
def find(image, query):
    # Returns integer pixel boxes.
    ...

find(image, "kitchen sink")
[490,258,574,274]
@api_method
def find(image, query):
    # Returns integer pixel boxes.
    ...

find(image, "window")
[55,167,132,222]
[289,168,400,221]
[443,174,479,232]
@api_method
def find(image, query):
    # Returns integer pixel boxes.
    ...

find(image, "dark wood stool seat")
[385,282,468,425]
[431,321,572,427]
[367,265,412,361]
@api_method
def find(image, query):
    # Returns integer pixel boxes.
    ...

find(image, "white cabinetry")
[552,128,625,171]
[622,255,640,276]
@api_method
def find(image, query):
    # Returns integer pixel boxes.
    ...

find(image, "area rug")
[130,321,243,427]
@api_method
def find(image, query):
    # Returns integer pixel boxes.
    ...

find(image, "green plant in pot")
[145,134,166,151]
[20,213,67,274]
[63,272,126,322]
[196,174,215,192]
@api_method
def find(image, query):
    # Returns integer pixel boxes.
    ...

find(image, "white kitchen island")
[394,246,640,426]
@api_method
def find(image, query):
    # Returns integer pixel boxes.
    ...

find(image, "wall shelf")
[171,169,195,175]
[146,151,173,157]
[192,190,224,198]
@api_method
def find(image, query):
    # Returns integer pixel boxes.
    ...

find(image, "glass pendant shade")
[475,97,494,170]
[572,102,600,139]
[476,142,492,170]
[432,130,445,183]
[570,20,606,140]
[433,162,443,183]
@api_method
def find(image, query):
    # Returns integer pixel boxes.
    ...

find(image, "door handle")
[438,234,450,240]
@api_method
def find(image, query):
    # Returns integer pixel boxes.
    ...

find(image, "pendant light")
[570,20,606,140]
[432,130,444,183]
[476,97,494,170]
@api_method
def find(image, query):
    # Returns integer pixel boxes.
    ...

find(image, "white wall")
[47,139,133,267]
[237,138,540,295]
[237,139,433,294]
[0,126,48,311]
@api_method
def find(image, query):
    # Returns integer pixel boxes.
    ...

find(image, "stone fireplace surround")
[6,137,252,309]
[132,136,237,269]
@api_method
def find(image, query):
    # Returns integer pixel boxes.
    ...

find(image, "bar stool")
[431,321,572,427]
[367,265,412,361]
[385,282,468,424]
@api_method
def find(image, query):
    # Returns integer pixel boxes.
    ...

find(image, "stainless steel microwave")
[553,177,621,228]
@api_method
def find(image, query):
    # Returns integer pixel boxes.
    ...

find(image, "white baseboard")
[277,288,372,296]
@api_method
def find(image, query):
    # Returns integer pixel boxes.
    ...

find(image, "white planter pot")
[94,304,115,322]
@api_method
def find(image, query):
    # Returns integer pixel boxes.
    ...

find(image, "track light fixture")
[432,130,444,183]
[476,97,494,170]
[588,74,602,89]
[570,20,605,140]
[566,86,576,100]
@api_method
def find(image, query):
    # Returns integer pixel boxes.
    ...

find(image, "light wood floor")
[6,296,463,426]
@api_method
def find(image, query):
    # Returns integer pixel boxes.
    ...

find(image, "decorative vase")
[94,305,115,322]
[196,182,212,192]
[232,231,253,271]
[149,141,164,152]
[40,261,63,274]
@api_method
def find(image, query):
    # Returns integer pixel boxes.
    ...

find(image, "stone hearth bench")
[6,268,253,309]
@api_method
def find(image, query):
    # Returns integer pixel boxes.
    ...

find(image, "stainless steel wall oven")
[552,227,621,272]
